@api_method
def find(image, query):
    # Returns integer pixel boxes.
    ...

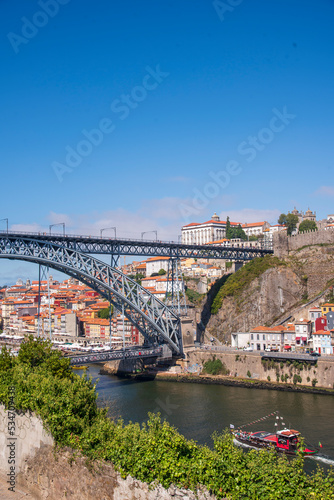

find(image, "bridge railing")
[0,230,273,251]
[68,346,163,365]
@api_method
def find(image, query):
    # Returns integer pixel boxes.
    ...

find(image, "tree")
[278,213,299,236]
[158,269,166,275]
[98,306,113,319]
[226,217,247,240]
[298,220,317,233]
[233,224,247,241]
[128,273,144,284]
[225,216,231,238]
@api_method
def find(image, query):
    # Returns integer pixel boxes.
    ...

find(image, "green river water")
[79,364,334,474]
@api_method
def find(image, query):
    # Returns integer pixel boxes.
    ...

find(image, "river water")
[79,364,334,473]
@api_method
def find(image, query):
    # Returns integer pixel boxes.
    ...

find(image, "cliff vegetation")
[211,256,286,314]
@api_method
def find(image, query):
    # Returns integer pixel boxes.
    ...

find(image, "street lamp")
[0,218,8,233]
[49,223,65,236]
[100,227,117,238]
[141,230,157,241]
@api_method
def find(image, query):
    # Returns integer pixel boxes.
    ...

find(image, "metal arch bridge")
[0,230,273,260]
[0,234,183,356]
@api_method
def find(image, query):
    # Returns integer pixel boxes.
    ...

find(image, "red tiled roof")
[242,221,267,228]
[313,330,330,335]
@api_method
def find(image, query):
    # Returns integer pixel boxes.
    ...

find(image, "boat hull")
[232,433,318,456]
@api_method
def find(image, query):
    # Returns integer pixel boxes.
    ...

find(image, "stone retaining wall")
[184,350,334,389]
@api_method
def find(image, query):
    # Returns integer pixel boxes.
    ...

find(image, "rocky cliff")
[202,244,334,342]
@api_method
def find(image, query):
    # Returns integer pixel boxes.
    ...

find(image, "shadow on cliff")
[197,273,231,340]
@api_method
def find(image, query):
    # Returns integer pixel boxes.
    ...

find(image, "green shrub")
[185,288,203,304]
[202,356,230,376]
[312,378,318,387]
[267,376,271,381]
[247,370,251,378]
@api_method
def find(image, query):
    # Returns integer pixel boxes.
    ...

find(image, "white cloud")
[10,223,45,233]
[219,208,281,225]
[42,198,190,241]
[314,186,334,197]
[48,212,74,226]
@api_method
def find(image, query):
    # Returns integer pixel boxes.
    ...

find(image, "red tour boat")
[231,412,318,456]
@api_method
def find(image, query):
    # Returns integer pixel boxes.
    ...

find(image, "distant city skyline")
[1,0,333,282]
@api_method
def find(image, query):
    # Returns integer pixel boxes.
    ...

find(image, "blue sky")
[0,0,333,282]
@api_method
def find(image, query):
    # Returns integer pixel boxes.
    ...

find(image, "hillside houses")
[0,278,140,347]
[232,306,334,355]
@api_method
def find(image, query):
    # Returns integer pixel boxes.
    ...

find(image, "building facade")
[181,213,240,245]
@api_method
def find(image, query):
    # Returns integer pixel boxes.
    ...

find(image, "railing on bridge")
[67,346,163,365]
[260,351,320,363]
[0,230,273,260]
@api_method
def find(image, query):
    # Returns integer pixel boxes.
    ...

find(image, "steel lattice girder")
[0,235,183,355]
[2,232,273,260]
[69,347,162,365]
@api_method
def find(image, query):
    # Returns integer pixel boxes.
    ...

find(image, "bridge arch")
[0,235,182,355]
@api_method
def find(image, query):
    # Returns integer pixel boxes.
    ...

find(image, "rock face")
[205,267,303,341]
[17,446,217,500]
[203,244,334,342]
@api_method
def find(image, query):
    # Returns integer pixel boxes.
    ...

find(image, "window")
[263,334,265,340]
[257,334,259,340]
[251,334,253,340]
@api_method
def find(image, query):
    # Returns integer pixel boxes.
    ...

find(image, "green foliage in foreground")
[211,255,286,314]
[1,337,334,500]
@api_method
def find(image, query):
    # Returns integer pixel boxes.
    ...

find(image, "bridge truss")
[0,231,273,260]
[0,235,183,355]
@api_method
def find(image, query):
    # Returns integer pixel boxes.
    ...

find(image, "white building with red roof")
[242,221,270,237]
[146,257,170,276]
[312,330,333,355]
[181,212,240,245]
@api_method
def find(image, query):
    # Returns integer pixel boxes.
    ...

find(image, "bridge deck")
[0,230,273,260]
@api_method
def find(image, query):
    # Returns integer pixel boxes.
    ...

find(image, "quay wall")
[182,350,334,390]
[0,405,216,500]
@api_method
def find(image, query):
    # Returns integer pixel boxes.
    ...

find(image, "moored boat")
[231,412,318,456]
